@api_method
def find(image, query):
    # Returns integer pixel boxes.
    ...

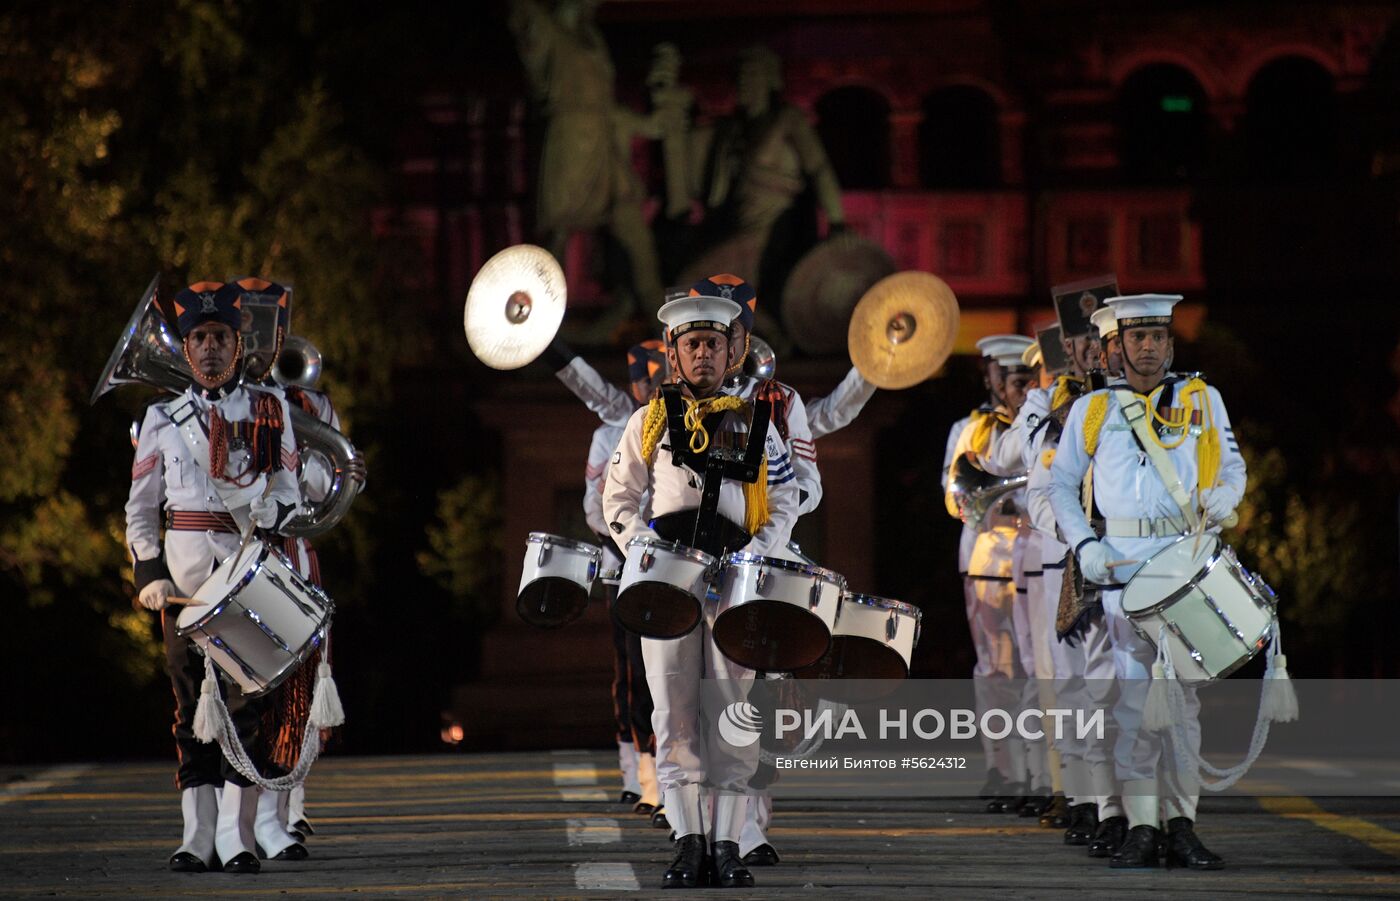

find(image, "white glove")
[249,495,283,529]
[139,578,176,611]
[1200,489,1236,525]
[1078,540,1122,585]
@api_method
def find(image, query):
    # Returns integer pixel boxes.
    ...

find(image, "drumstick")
[166,596,204,606]
[1105,559,1139,568]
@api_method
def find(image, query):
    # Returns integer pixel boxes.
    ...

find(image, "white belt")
[1104,517,1187,539]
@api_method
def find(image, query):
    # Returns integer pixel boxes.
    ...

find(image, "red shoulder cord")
[755,379,791,443]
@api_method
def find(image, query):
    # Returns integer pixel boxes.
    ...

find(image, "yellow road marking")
[1259,796,1400,859]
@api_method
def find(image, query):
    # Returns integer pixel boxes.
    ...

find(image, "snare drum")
[713,553,844,671]
[176,539,334,697]
[614,537,715,638]
[796,593,923,680]
[517,532,602,628]
[1121,534,1278,683]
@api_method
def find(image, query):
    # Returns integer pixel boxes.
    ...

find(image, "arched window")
[1243,56,1338,179]
[815,86,891,189]
[1116,63,1209,183]
[919,86,1000,188]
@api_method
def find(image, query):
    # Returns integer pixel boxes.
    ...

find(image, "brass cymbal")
[781,232,896,355]
[464,244,567,370]
[847,272,960,389]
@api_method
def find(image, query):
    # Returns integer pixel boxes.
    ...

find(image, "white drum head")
[1121,534,1219,615]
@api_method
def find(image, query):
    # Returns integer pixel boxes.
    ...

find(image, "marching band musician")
[1091,305,1123,377]
[603,290,801,889]
[542,335,670,822]
[965,337,1047,813]
[1048,294,1245,869]
[1023,316,1128,856]
[126,281,304,874]
[945,334,1034,810]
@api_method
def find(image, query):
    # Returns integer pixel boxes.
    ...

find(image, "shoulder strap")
[1111,388,1198,530]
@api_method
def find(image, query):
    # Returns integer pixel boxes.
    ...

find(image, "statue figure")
[508,0,666,336]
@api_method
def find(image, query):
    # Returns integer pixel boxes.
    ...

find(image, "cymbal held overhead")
[464,245,567,370]
[848,271,960,390]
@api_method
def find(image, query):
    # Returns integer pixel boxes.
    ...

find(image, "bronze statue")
[508,0,666,336]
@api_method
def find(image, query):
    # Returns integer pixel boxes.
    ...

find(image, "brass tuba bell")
[271,335,323,390]
[947,455,1028,528]
[743,334,776,380]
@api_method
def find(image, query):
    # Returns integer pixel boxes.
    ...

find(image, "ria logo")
[716,701,762,748]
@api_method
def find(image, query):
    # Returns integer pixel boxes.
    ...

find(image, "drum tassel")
[309,660,346,729]
[193,656,222,744]
[1260,620,1298,723]
[1142,627,1177,732]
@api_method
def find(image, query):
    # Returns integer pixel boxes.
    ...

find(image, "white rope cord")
[1153,623,1277,792]
[200,654,326,792]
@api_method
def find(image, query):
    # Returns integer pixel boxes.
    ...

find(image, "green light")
[1161,96,1193,113]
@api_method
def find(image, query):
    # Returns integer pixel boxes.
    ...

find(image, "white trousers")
[966,575,1019,778]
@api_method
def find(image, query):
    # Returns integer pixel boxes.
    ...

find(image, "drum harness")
[163,392,345,792]
[1102,385,1297,791]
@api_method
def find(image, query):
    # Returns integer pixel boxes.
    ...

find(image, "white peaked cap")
[1104,294,1183,329]
[976,334,1036,366]
[657,296,742,341]
[1090,305,1119,338]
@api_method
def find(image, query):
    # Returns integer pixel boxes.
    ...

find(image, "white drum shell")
[518,533,601,596]
[717,559,843,631]
[831,597,921,673]
[619,539,714,604]
[176,542,333,697]
[1121,535,1275,683]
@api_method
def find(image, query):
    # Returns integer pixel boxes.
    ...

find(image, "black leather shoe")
[291,818,315,837]
[634,801,656,816]
[620,790,641,806]
[651,807,670,830]
[712,841,754,888]
[168,851,207,872]
[221,851,261,874]
[1017,790,1053,817]
[1165,817,1224,870]
[978,770,1007,800]
[742,843,780,866]
[1088,815,1127,858]
[1063,802,1098,845]
[662,834,709,889]
[1110,825,1162,868]
[986,782,1025,813]
[288,828,306,844]
[1038,795,1070,829]
[272,843,309,861]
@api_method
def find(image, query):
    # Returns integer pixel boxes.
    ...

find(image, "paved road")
[2,751,1397,898]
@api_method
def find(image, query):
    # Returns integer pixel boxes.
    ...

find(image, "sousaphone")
[848,272,960,390]
[464,244,567,369]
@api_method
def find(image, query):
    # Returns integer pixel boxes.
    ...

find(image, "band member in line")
[946,334,1034,810]
[1048,294,1245,869]
[604,290,801,889]
[127,281,303,874]
[1023,314,1127,855]
[967,337,1045,813]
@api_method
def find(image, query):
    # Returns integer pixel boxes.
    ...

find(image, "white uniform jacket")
[731,376,821,516]
[602,387,802,560]
[1047,376,1246,555]
[556,356,635,427]
[126,384,302,595]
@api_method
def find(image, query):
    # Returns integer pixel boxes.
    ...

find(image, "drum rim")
[527,532,603,558]
[841,593,922,619]
[626,535,716,566]
[723,551,846,587]
[1120,533,1225,616]
[241,626,331,697]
